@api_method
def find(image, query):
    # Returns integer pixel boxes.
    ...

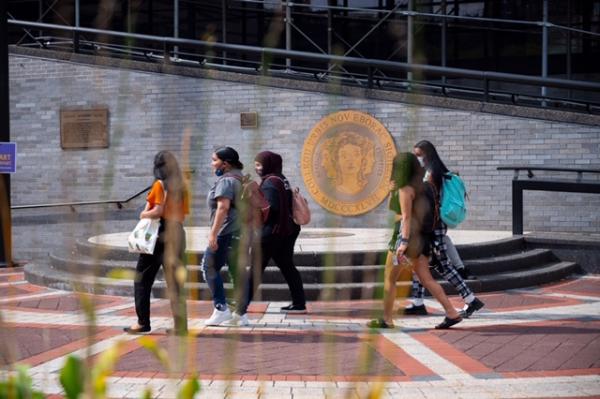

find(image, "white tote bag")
[127,218,161,254]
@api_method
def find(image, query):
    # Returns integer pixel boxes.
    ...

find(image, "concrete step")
[456,236,525,260]
[24,260,579,301]
[51,245,558,285]
[49,249,387,285]
[464,248,558,275]
[74,239,385,267]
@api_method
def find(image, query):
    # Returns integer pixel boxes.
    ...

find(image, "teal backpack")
[440,172,467,228]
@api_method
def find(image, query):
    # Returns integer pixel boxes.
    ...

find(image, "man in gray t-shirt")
[207,169,243,236]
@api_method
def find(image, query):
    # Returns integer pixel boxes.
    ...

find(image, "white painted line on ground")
[382,330,475,381]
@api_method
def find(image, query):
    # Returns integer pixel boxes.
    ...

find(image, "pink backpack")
[291,186,311,225]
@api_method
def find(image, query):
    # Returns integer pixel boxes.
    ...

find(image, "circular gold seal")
[301,110,397,216]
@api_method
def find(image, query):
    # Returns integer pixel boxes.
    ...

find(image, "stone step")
[74,239,385,267]
[464,248,558,274]
[24,260,579,301]
[74,235,527,266]
[456,236,526,260]
[50,245,557,285]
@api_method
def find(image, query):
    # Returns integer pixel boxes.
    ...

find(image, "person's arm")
[208,197,231,251]
[140,182,165,219]
[397,186,414,258]
[140,202,164,219]
[261,180,279,213]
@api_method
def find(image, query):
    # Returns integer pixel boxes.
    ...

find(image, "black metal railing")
[7,19,600,115]
[11,169,195,211]
[11,185,151,211]
[497,166,600,235]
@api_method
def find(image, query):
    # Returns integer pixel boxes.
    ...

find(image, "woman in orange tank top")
[124,151,189,335]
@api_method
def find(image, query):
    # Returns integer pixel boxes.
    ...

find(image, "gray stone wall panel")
[8,54,600,233]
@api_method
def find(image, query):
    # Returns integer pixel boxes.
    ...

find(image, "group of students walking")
[123,140,483,335]
[124,147,306,335]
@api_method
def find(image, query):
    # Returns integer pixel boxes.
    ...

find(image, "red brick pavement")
[112,330,419,381]
[432,319,600,374]
[1,272,599,393]
[544,279,600,297]
[0,323,119,366]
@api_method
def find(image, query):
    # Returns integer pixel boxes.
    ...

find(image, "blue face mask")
[215,168,224,177]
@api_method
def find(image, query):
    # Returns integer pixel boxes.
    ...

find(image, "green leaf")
[176,377,200,399]
[59,355,85,399]
[107,269,136,280]
[91,340,125,397]
[140,387,153,399]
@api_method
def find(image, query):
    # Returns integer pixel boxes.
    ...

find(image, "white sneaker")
[204,307,232,326]
[224,312,249,327]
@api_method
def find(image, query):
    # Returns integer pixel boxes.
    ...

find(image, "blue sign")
[0,142,17,174]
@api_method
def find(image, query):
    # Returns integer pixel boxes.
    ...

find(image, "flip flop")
[367,318,395,329]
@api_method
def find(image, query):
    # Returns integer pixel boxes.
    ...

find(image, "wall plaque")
[301,110,397,216]
[240,112,258,129]
[60,108,109,149]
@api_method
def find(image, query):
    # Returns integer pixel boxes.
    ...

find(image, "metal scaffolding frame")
[9,0,600,81]
[5,0,600,109]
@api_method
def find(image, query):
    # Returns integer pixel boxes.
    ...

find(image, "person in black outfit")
[230,151,306,326]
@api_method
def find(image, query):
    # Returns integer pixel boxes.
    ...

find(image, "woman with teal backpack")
[404,140,484,319]
[368,152,463,329]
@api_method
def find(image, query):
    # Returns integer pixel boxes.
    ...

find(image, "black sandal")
[367,318,395,329]
[435,316,463,329]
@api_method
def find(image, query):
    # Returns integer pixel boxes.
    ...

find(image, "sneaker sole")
[204,317,233,326]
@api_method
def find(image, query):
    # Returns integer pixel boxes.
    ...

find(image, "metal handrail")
[498,166,600,235]
[497,166,600,181]
[11,169,196,211]
[11,185,151,210]
[7,19,600,95]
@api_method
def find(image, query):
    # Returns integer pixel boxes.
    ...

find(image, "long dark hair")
[391,152,424,190]
[389,152,425,214]
[153,151,186,202]
[414,140,449,192]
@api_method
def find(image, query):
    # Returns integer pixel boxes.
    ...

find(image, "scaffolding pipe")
[541,0,548,102]
[407,0,413,82]
[285,2,291,69]
[222,0,227,65]
[174,0,179,58]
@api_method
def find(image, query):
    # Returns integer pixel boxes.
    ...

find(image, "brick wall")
[8,53,600,233]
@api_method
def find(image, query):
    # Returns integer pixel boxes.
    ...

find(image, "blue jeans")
[201,232,240,308]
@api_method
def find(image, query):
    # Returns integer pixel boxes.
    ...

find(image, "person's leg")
[201,233,232,309]
[400,274,427,315]
[227,232,241,289]
[132,249,163,330]
[236,234,273,315]
[272,230,305,308]
[382,253,403,325]
[163,222,188,334]
[431,229,483,316]
[413,255,460,320]
[443,235,464,269]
